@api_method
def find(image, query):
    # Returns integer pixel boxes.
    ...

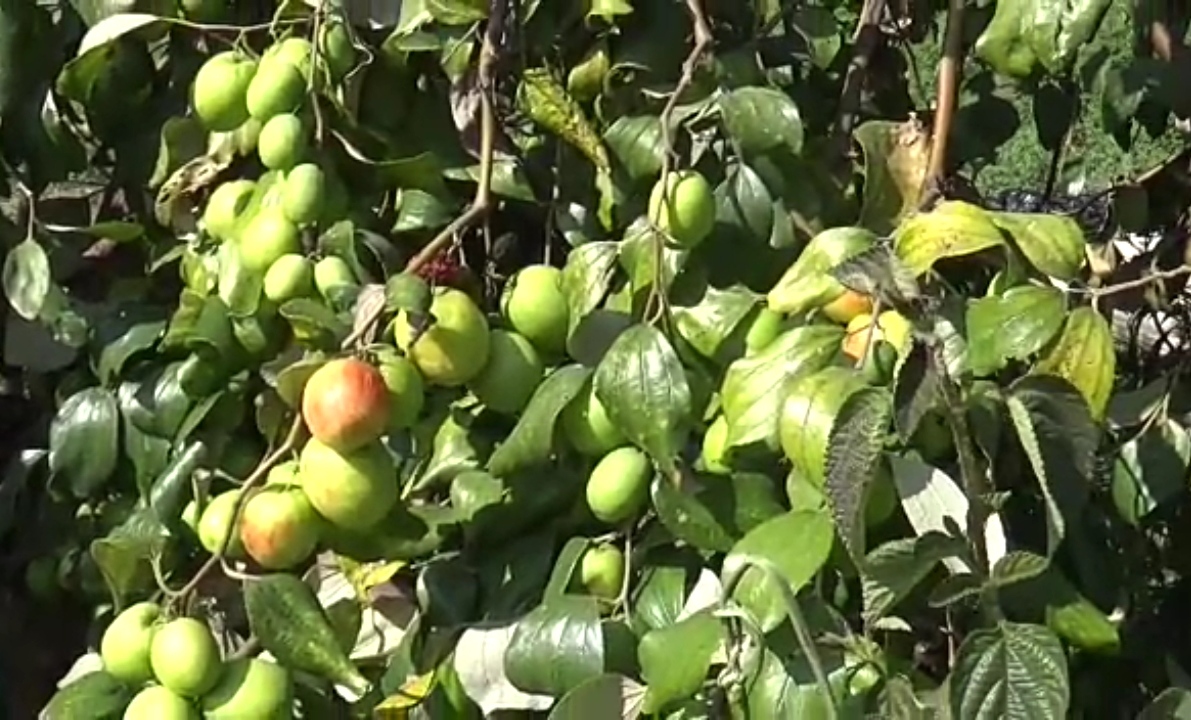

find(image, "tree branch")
[922,0,965,204]
[834,0,887,148]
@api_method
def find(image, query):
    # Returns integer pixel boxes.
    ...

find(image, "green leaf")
[991,212,1086,280]
[505,596,606,697]
[149,116,206,189]
[861,532,969,625]
[745,638,850,719]
[488,365,592,477]
[996,553,1120,655]
[148,440,207,527]
[672,283,759,360]
[716,162,776,245]
[162,291,239,359]
[791,7,842,69]
[650,477,736,553]
[50,387,120,498]
[426,0,487,25]
[91,508,170,607]
[0,0,33,121]
[855,120,931,235]
[95,317,165,386]
[718,86,804,157]
[949,622,1069,720]
[966,285,1066,377]
[42,670,135,720]
[726,509,835,632]
[279,297,351,348]
[893,201,1005,277]
[3,237,51,320]
[519,68,609,171]
[766,227,877,315]
[245,573,371,695]
[618,219,688,296]
[1032,306,1115,421]
[638,611,723,713]
[604,116,664,180]
[1111,418,1190,526]
[824,389,893,559]
[594,325,691,472]
[632,563,692,633]
[721,325,842,452]
[561,241,619,336]
[549,674,646,719]
[587,0,633,22]
[1138,688,1191,719]
[543,536,590,601]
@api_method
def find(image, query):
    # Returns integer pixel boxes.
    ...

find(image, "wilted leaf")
[855,120,931,235]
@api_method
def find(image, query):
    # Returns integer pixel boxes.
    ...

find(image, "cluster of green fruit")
[100,602,290,719]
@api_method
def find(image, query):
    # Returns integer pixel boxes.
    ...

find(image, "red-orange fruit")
[301,358,390,452]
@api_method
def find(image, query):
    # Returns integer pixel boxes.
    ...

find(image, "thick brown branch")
[922,0,965,204]
[834,0,887,147]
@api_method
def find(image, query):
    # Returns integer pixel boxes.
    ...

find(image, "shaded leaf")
[719,86,804,157]
[861,532,970,625]
[604,116,664,181]
[549,673,646,719]
[505,596,606,697]
[650,477,735,553]
[50,387,120,498]
[855,120,931,235]
[949,622,1069,720]
[488,365,592,477]
[1111,419,1190,526]
[966,285,1066,377]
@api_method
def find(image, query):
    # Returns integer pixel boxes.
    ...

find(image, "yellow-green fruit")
[319,22,356,81]
[261,37,313,77]
[375,349,425,429]
[392,287,491,387]
[281,163,325,225]
[501,265,568,355]
[263,253,314,302]
[468,329,544,414]
[586,446,651,524]
[579,544,625,600]
[299,438,398,530]
[266,459,301,487]
[562,384,625,456]
[745,307,784,354]
[201,657,292,720]
[239,486,321,570]
[149,618,222,697]
[648,169,716,248]
[123,685,196,720]
[233,117,262,156]
[313,256,357,298]
[198,490,246,559]
[246,60,305,121]
[100,601,161,684]
[203,180,255,242]
[257,113,307,171]
[701,415,731,475]
[240,210,300,274]
[192,52,256,132]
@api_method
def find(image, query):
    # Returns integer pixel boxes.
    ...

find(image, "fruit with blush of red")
[300,357,390,452]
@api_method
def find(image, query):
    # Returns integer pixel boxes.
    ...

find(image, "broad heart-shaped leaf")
[1111,418,1191,526]
[725,509,834,632]
[949,622,1069,720]
[718,86,804,157]
[672,283,759,360]
[893,201,1005,277]
[245,573,371,696]
[854,120,931,235]
[3,237,51,320]
[594,325,691,472]
[1032,306,1115,421]
[604,115,664,181]
[488,365,592,477]
[41,669,135,720]
[861,532,969,625]
[824,389,893,560]
[650,477,735,553]
[91,508,170,608]
[505,595,606,697]
[519,68,608,171]
[1006,376,1098,557]
[721,325,842,452]
[637,611,723,713]
[49,387,120,498]
[766,227,877,315]
[995,552,1120,655]
[990,211,1086,281]
[562,241,619,335]
[549,673,646,719]
[966,285,1066,377]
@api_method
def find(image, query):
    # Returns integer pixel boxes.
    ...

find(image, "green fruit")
[319,22,357,81]
[745,306,784,354]
[701,415,731,475]
[150,618,222,697]
[266,459,301,487]
[281,163,326,225]
[299,438,398,530]
[25,556,59,599]
[261,37,313,76]
[203,179,255,242]
[198,490,246,559]
[579,544,625,600]
[263,253,314,302]
[586,447,651,524]
[647,169,715,248]
[193,52,256,132]
[313,255,357,298]
[240,209,300,273]
[246,60,306,121]
[257,113,307,171]
[123,685,196,720]
[392,287,491,387]
[100,601,161,684]
[201,657,292,720]
[233,117,262,156]
[375,348,426,429]
[501,265,568,355]
[562,383,625,456]
[468,329,544,414]
[239,486,320,570]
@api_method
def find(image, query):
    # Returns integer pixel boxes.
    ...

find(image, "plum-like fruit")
[100,601,161,684]
[744,306,784,354]
[260,37,313,77]
[822,289,873,325]
[647,170,715,248]
[201,657,292,720]
[301,358,390,452]
[203,179,255,242]
[586,446,651,524]
[257,113,307,171]
[198,490,246,559]
[246,58,305,121]
[562,383,625,457]
[314,256,357,298]
[281,163,326,225]
[579,544,625,600]
[375,348,425,429]
[266,459,301,487]
[318,22,356,81]
[239,486,320,570]
[299,438,398,530]
[149,617,222,697]
[193,52,256,132]
[468,329,544,414]
[240,209,300,273]
[263,253,314,302]
[392,287,490,387]
[501,265,568,355]
[123,685,196,720]
[700,415,731,475]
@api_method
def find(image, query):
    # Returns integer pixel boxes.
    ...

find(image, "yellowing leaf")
[374,671,435,717]
[991,211,1086,281]
[1033,307,1115,420]
[855,119,931,235]
[894,201,1005,276]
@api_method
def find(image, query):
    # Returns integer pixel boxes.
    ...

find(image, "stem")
[834,0,887,148]
[922,0,966,203]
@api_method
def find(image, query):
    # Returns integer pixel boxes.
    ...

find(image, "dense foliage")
[4,0,1191,717]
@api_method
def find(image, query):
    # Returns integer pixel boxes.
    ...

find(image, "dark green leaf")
[544,536,591,600]
[1138,688,1191,720]
[998,556,1120,655]
[1111,419,1190,526]
[90,508,170,607]
[861,532,968,625]
[561,241,619,336]
[549,673,646,719]
[637,611,723,712]
[0,449,45,537]
[604,116,664,180]
[825,389,893,559]
[505,595,606,696]
[41,670,135,720]
[892,341,938,442]
[632,564,691,633]
[672,283,759,360]
[618,219,687,296]
[651,477,735,553]
[966,286,1066,377]
[95,317,165,386]
[488,365,592,477]
[50,387,120,498]
[949,622,1069,720]
[719,87,804,157]
[148,440,207,528]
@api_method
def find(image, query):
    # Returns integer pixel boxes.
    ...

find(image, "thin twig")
[922,0,965,203]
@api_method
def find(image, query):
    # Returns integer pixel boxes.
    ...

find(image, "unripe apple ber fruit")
[203,179,255,242]
[647,170,715,248]
[266,459,301,487]
[201,657,292,720]
[579,544,625,600]
[263,253,314,302]
[501,265,568,355]
[123,685,196,720]
[301,357,390,452]
[246,59,305,121]
[149,617,222,697]
[375,348,425,429]
[240,209,300,273]
[100,601,161,684]
[586,446,651,524]
[192,52,256,132]
[281,163,326,225]
[314,256,357,298]
[701,415,731,475]
[239,486,320,570]
[468,329,544,414]
[198,490,247,559]
[299,438,398,530]
[562,383,625,457]
[257,113,307,171]
[392,287,490,387]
